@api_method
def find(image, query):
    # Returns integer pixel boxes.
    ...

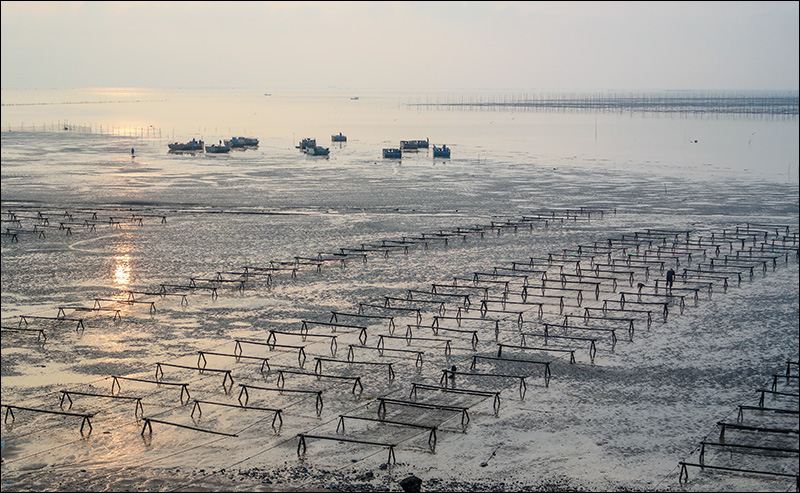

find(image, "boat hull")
[383,148,402,158]
[225,137,259,148]
[305,146,330,156]
[297,138,316,150]
[206,145,231,153]
[168,139,204,151]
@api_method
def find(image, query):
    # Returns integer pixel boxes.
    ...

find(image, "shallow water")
[1,89,798,492]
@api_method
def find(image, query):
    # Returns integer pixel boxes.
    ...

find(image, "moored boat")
[383,148,402,158]
[297,138,316,150]
[168,138,204,151]
[205,144,231,153]
[411,138,429,148]
[224,136,259,148]
[433,144,450,158]
[304,145,330,156]
[400,138,429,151]
[331,132,347,142]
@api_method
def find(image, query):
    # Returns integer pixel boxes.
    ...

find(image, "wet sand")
[1,130,798,492]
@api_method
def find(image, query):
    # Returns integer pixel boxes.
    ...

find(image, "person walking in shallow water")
[666,267,676,292]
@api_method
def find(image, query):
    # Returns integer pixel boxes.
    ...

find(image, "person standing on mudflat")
[666,267,676,292]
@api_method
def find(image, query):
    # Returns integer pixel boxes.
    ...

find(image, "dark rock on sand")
[399,474,423,492]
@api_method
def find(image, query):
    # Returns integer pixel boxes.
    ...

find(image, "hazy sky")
[1,1,798,91]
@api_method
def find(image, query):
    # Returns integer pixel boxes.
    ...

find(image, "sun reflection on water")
[114,254,132,287]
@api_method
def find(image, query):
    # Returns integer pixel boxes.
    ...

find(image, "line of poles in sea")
[4,121,164,138]
[406,90,799,118]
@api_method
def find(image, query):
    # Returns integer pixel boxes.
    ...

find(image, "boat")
[331,132,347,142]
[433,144,450,158]
[224,136,259,148]
[304,145,330,156]
[400,138,429,151]
[350,97,359,100]
[382,148,402,158]
[297,138,316,150]
[168,138,204,151]
[205,144,231,153]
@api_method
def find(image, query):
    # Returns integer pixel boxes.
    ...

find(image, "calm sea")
[2,87,798,195]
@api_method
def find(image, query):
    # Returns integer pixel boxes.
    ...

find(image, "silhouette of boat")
[297,138,316,150]
[168,138,204,151]
[304,145,330,156]
[383,148,401,158]
[224,136,259,148]
[205,144,231,154]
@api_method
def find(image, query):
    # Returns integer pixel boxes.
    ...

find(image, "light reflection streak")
[112,236,134,291]
[114,254,132,288]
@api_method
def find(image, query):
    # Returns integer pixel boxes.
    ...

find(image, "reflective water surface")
[1,88,798,492]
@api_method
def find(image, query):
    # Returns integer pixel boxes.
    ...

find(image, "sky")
[1,1,798,91]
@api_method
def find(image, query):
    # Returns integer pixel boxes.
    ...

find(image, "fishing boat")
[297,138,316,150]
[168,138,204,151]
[304,145,330,156]
[331,132,347,142]
[205,144,231,154]
[433,144,450,158]
[400,138,429,151]
[412,139,429,149]
[382,148,402,158]
[224,136,259,148]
